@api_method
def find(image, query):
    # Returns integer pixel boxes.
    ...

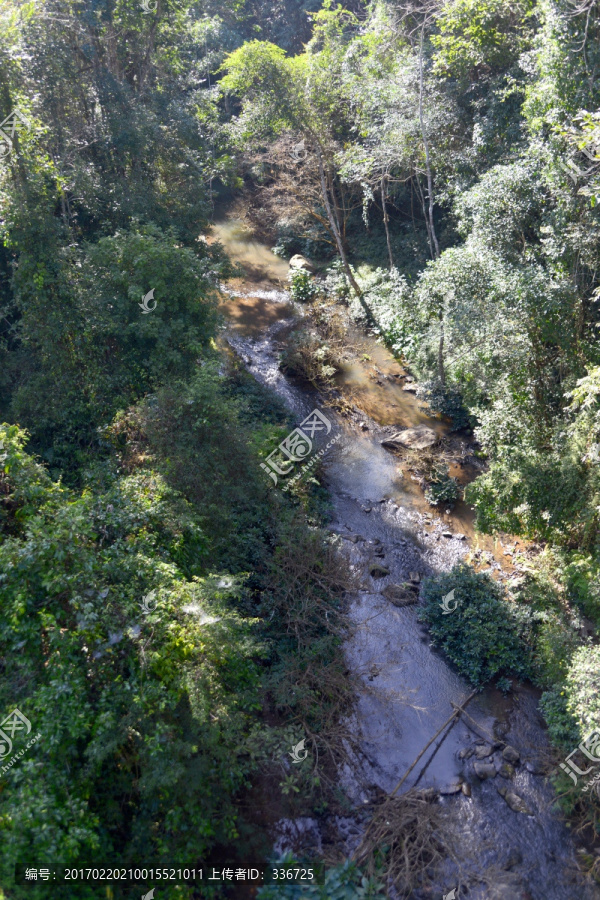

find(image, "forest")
[1,0,600,897]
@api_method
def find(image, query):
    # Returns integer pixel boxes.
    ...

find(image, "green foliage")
[0,426,264,887]
[340,266,415,355]
[4,217,225,477]
[540,646,600,751]
[432,0,535,79]
[417,378,473,431]
[424,464,461,508]
[419,564,533,687]
[289,269,318,303]
[465,452,591,545]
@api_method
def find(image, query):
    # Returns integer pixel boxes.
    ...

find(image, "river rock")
[369,563,390,578]
[496,784,533,816]
[474,761,497,780]
[288,254,316,273]
[502,745,520,765]
[498,761,516,779]
[458,747,474,760]
[461,781,472,796]
[380,425,437,451]
[475,743,494,759]
[342,533,364,543]
[439,781,463,795]
[382,584,418,607]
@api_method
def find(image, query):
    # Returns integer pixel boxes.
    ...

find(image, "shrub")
[289,270,318,303]
[419,564,533,687]
[465,452,589,545]
[540,646,600,751]
[417,379,474,431]
[424,464,461,508]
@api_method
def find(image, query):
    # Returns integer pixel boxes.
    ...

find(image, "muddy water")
[214,218,599,900]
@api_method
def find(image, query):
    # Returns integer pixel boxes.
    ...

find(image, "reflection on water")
[335,340,436,429]
[211,219,290,282]
[220,290,296,339]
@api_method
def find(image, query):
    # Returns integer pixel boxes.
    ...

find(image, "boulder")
[458,747,474,760]
[474,743,494,760]
[288,254,316,273]
[473,761,497,780]
[439,782,463,795]
[369,563,390,578]
[496,784,533,816]
[402,383,418,393]
[380,425,437,451]
[341,533,364,543]
[502,745,520,765]
[382,584,418,607]
[498,762,515,779]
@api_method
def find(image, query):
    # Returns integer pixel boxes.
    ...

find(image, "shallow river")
[214,218,600,900]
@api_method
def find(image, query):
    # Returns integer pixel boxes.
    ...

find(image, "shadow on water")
[212,215,600,900]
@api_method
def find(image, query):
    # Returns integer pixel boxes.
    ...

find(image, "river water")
[213,218,600,900]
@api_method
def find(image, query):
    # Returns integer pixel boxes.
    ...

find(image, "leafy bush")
[540,646,600,751]
[289,270,318,303]
[279,333,339,387]
[424,463,461,508]
[419,564,533,687]
[0,426,265,883]
[341,266,416,356]
[465,452,590,546]
[417,379,473,431]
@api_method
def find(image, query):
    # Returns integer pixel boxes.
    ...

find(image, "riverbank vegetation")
[219,0,600,841]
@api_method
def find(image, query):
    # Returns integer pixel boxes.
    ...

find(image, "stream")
[213,218,600,900]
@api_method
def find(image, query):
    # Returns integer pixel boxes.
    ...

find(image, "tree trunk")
[381,174,395,270]
[418,25,439,261]
[418,24,445,384]
[317,149,365,302]
[438,315,445,385]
